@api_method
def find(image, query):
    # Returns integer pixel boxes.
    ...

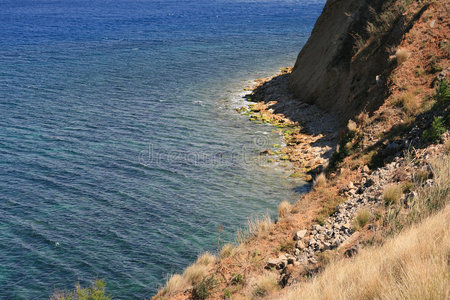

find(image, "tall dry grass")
[281,205,449,300]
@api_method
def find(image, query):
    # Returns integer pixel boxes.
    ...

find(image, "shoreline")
[236,67,340,182]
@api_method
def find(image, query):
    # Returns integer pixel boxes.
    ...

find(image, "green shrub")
[223,289,231,299]
[231,273,244,285]
[192,276,218,300]
[422,116,446,143]
[436,79,450,106]
[51,280,110,300]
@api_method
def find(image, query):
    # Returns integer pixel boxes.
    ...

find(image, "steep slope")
[289,0,433,120]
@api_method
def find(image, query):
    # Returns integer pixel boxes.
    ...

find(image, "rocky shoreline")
[237,67,340,182]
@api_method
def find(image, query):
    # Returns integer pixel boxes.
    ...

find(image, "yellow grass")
[393,92,421,115]
[247,214,273,238]
[278,201,292,217]
[313,173,327,189]
[196,251,216,266]
[395,48,410,64]
[220,243,235,259]
[183,263,209,285]
[159,274,188,297]
[282,205,450,300]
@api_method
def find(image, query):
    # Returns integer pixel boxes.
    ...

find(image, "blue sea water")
[0,0,325,298]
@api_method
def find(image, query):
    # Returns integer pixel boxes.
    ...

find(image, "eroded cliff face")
[289,0,429,120]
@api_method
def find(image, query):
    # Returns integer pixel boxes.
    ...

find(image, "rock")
[344,245,358,258]
[266,258,281,268]
[363,165,370,173]
[259,149,273,155]
[295,240,306,250]
[313,224,324,232]
[294,229,307,241]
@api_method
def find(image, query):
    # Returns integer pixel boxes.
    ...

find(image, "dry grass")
[383,184,403,205]
[160,274,188,297]
[220,243,235,259]
[247,214,273,239]
[183,263,209,285]
[313,173,327,189]
[445,138,450,154]
[278,201,292,218]
[395,48,410,64]
[197,251,216,266]
[392,92,421,115]
[251,271,280,298]
[352,209,372,231]
[347,120,357,132]
[282,205,450,300]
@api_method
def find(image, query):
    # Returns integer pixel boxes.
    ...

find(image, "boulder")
[294,229,307,241]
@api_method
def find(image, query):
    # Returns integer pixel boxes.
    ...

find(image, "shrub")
[231,273,245,285]
[51,280,110,300]
[395,48,409,64]
[383,184,403,206]
[278,201,292,217]
[223,289,231,299]
[352,209,372,230]
[192,276,218,300]
[436,79,450,106]
[313,173,327,189]
[422,116,446,143]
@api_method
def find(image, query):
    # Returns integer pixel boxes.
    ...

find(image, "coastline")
[236,67,340,182]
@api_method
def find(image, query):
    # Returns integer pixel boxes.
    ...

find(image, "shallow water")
[0,0,325,298]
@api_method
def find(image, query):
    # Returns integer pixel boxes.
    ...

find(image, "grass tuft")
[352,209,372,231]
[313,173,327,189]
[183,264,209,285]
[395,48,410,64]
[197,252,216,266]
[383,184,403,206]
[278,201,292,217]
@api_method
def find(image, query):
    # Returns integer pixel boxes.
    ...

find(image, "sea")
[0,0,325,298]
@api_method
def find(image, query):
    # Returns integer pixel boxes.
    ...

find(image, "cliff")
[289,0,430,120]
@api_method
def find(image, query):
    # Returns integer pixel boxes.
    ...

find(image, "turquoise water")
[0,0,324,298]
